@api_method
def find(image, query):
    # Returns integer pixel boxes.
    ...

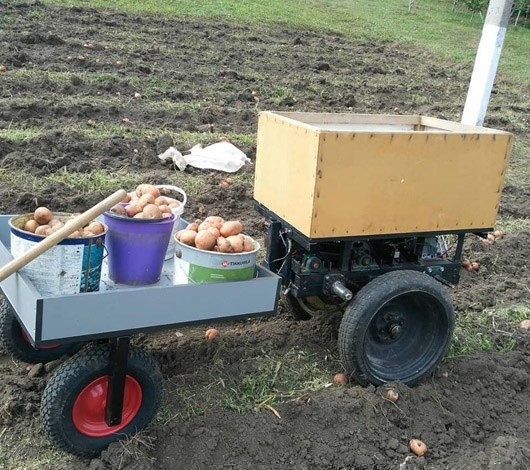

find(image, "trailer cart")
[0,216,280,456]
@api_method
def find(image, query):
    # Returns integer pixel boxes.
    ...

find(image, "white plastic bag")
[186,141,250,173]
[158,141,250,173]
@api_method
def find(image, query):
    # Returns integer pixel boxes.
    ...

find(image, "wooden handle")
[0,189,126,282]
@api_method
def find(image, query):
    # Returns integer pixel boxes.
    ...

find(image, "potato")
[23,219,39,233]
[34,207,52,225]
[220,220,243,237]
[195,230,217,251]
[207,226,220,239]
[121,193,132,203]
[125,204,142,217]
[35,225,50,235]
[138,193,155,209]
[158,204,171,214]
[217,236,232,253]
[142,204,163,219]
[110,204,127,216]
[179,230,197,246]
[154,196,168,206]
[135,184,160,199]
[87,221,105,235]
[198,221,214,232]
[242,235,255,252]
[186,222,199,231]
[204,216,225,229]
[226,235,244,253]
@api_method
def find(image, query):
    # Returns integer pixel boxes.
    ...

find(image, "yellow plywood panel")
[253,112,513,239]
[254,113,319,236]
[311,132,511,237]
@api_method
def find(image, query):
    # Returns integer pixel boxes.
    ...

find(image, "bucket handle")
[157,185,187,208]
[0,189,126,283]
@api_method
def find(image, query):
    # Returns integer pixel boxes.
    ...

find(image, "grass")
[448,303,530,359]
[42,0,530,87]
[157,347,336,424]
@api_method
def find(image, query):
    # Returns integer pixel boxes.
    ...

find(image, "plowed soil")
[1,1,530,469]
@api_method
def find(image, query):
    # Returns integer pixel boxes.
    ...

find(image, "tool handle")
[0,189,126,282]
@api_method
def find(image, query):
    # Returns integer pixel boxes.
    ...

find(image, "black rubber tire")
[0,299,83,363]
[338,270,455,386]
[41,343,163,457]
[281,292,344,321]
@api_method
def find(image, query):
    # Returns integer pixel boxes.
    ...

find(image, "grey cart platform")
[0,215,280,346]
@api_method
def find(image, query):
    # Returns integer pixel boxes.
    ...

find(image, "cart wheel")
[338,270,455,386]
[0,300,83,363]
[281,292,344,321]
[41,343,163,457]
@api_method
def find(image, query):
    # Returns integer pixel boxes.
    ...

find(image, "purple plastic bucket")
[103,212,175,285]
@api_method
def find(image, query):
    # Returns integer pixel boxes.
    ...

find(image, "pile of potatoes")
[21,207,105,238]
[176,216,255,253]
[109,184,182,220]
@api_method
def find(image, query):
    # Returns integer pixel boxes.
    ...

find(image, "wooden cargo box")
[254,112,513,239]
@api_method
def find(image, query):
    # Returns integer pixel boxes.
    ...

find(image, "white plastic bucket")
[156,185,187,260]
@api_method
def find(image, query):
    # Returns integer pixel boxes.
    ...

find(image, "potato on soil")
[204,328,219,340]
[409,439,427,457]
[332,373,348,385]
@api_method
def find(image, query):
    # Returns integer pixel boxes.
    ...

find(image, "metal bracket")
[105,336,131,427]
[425,266,455,288]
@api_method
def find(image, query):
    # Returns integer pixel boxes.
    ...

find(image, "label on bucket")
[11,236,84,295]
[174,257,254,284]
[10,235,105,296]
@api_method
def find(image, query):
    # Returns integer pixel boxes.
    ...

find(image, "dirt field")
[1,1,530,469]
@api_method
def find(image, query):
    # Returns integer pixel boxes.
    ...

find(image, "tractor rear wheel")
[338,270,455,386]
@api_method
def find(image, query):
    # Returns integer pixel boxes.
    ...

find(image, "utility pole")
[461,0,513,126]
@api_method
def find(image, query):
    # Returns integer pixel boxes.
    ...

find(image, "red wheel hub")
[72,375,142,437]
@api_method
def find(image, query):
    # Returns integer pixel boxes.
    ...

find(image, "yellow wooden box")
[254,111,513,239]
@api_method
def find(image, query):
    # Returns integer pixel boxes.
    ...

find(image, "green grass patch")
[448,304,529,359]
[0,127,43,141]
[159,347,336,423]
[496,217,530,234]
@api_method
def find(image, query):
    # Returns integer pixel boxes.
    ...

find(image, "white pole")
[461,0,513,126]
